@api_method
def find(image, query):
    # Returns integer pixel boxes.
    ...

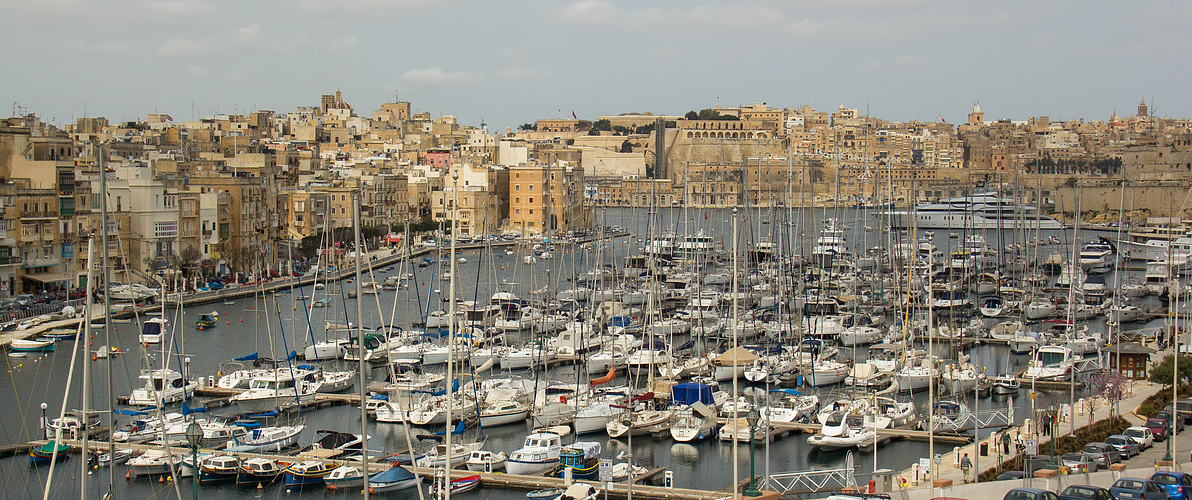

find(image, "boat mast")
[351,192,370,500]
[98,142,117,497]
[445,169,459,500]
[79,237,95,500]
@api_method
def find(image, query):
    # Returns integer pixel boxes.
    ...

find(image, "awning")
[21,272,73,284]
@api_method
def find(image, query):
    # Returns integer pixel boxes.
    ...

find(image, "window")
[529,197,533,203]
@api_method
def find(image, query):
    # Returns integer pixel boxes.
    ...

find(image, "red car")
[1147,418,1176,441]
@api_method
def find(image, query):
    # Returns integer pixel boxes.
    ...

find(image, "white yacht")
[879,191,1063,229]
[505,431,563,475]
[1023,345,1080,380]
[127,369,199,406]
[230,368,321,413]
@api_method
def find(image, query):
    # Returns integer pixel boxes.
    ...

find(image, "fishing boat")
[431,474,482,497]
[11,338,56,352]
[41,327,79,340]
[236,457,282,486]
[367,465,419,492]
[28,440,70,465]
[552,442,601,479]
[324,465,365,489]
[991,374,1020,395]
[196,312,219,330]
[283,459,334,487]
[198,454,240,483]
[96,448,133,466]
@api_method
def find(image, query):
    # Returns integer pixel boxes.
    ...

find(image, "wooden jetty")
[32,437,719,499]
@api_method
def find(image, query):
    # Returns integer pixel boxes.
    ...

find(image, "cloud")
[158,23,304,57]
[560,0,620,25]
[400,68,482,84]
[67,39,131,53]
[858,54,936,71]
[329,36,359,51]
[493,67,551,82]
[188,65,208,78]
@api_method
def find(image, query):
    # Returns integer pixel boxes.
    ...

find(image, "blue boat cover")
[670,383,715,406]
[234,352,260,362]
[369,465,415,485]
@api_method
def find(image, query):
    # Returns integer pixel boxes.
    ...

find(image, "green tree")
[1149,354,1192,386]
[592,119,611,131]
[519,123,537,131]
[620,140,633,153]
[684,111,699,120]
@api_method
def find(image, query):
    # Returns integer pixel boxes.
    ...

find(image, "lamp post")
[744,408,762,497]
[185,421,202,500]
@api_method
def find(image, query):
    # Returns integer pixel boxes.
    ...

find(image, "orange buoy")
[125,471,131,480]
[257,483,263,489]
[92,355,97,361]
[240,318,244,322]
[226,320,231,325]
[158,476,165,483]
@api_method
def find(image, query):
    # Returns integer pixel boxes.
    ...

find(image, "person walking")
[960,453,973,483]
[1042,412,1052,436]
[1002,431,1012,454]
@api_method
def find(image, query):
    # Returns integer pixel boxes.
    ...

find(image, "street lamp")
[185,421,202,500]
[744,408,762,497]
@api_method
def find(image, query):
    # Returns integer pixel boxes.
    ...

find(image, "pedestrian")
[960,453,973,483]
[1042,413,1051,436]
[1002,431,1012,454]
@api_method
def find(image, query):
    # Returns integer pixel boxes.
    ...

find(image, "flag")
[939,115,946,124]
[571,110,577,120]
[858,168,873,180]
[165,115,173,122]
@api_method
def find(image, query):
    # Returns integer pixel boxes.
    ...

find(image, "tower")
[967,103,984,125]
[1138,98,1148,117]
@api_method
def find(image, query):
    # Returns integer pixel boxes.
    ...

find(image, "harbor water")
[0,207,1173,498]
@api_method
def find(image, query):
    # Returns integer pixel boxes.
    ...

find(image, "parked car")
[998,471,1027,481]
[1147,418,1174,441]
[1107,435,1142,458]
[1062,452,1100,473]
[1006,488,1062,500]
[1111,478,1172,500]
[1151,472,1192,500]
[1155,411,1186,434]
[1061,486,1113,500]
[1124,426,1156,449]
[1174,399,1192,425]
[1084,442,1123,467]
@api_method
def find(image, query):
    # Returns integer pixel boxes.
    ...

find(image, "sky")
[2,0,1190,132]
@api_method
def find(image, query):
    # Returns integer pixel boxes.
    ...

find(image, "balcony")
[20,211,57,219]
[0,255,21,266]
[22,257,60,268]
[60,233,76,243]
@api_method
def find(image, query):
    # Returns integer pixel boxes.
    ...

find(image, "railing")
[767,458,857,494]
[0,255,21,265]
[20,211,57,218]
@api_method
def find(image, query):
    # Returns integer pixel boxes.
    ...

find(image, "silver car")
[1106,435,1141,458]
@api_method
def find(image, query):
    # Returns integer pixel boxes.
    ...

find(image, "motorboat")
[991,374,1020,395]
[230,368,321,413]
[236,457,282,486]
[806,411,880,451]
[10,338,56,352]
[224,424,306,453]
[283,460,333,488]
[479,400,531,427]
[466,450,507,472]
[28,441,70,465]
[414,441,485,468]
[431,474,483,497]
[127,369,199,406]
[506,431,564,475]
[551,442,602,480]
[718,416,774,443]
[198,455,240,484]
[128,449,183,477]
[606,407,672,438]
[196,312,219,330]
[140,317,166,344]
[366,465,418,492]
[323,465,365,489]
[1079,240,1116,274]
[1023,345,1080,380]
[112,412,186,443]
